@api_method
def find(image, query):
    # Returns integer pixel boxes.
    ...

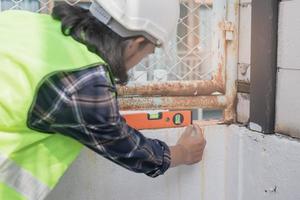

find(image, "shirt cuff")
[146,140,171,178]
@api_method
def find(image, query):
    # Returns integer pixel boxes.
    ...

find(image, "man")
[0,0,206,199]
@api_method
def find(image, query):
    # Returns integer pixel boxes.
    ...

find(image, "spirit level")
[122,110,192,130]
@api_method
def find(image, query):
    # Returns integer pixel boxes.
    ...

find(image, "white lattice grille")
[130,0,214,83]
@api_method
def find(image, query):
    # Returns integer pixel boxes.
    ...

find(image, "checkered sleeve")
[27,65,171,177]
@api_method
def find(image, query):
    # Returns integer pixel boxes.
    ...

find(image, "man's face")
[124,37,156,71]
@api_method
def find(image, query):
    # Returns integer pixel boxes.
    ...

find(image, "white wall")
[45,125,232,200]
[232,125,300,200]
[276,0,300,138]
[46,125,300,200]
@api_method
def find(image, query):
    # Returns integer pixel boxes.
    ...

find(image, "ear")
[128,37,146,49]
[126,37,146,53]
[133,37,146,44]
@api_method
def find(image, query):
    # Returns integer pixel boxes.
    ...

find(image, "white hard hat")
[89,0,180,48]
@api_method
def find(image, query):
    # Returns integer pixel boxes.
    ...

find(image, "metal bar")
[223,0,239,123]
[249,0,278,133]
[118,64,225,97]
[118,80,221,96]
[119,96,227,111]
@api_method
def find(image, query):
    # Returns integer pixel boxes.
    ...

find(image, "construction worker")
[0,0,206,199]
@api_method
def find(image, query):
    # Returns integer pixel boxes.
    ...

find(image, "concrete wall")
[232,125,300,200]
[276,0,300,138]
[46,125,300,200]
[46,125,232,200]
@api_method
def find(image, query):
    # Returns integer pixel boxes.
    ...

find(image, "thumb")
[193,124,204,139]
[182,125,194,138]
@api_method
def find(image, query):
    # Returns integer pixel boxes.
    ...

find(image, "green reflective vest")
[0,10,107,200]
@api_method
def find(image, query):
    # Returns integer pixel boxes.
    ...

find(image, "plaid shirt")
[27,64,170,177]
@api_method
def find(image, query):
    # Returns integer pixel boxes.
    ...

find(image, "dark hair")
[52,3,132,85]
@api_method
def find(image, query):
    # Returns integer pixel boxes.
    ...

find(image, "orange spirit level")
[122,110,192,130]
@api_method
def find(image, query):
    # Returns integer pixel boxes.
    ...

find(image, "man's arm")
[28,65,170,177]
[27,65,206,177]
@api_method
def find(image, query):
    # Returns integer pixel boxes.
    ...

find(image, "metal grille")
[0,0,90,13]
[0,0,238,122]
[130,0,214,83]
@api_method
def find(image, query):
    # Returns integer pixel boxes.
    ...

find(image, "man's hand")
[170,124,206,167]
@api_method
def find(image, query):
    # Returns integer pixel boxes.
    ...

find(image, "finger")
[192,124,202,134]
[193,124,204,139]
[196,124,204,136]
[183,125,194,137]
[179,125,192,140]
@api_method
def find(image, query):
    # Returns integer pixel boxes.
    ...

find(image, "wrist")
[170,144,186,167]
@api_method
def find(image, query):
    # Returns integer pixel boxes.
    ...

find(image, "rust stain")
[219,21,235,32]
[223,97,237,124]
[119,96,226,111]
[212,61,226,92]
[118,79,224,97]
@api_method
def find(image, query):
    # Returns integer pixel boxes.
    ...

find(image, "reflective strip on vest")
[0,154,51,200]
